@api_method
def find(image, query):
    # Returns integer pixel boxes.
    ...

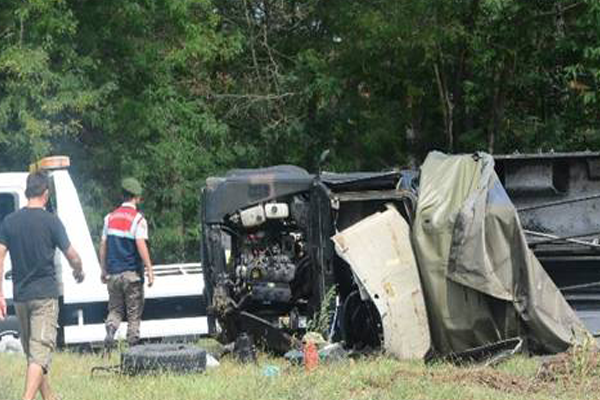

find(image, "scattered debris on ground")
[283,332,350,366]
[446,368,538,395]
[536,340,600,384]
[206,354,220,369]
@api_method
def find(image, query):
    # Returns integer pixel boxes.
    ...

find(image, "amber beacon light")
[29,156,71,172]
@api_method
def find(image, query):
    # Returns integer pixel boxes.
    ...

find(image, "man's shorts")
[14,298,59,373]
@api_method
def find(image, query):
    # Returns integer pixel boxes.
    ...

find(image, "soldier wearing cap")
[100,177,154,349]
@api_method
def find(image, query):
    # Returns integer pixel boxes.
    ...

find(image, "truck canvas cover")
[412,152,589,356]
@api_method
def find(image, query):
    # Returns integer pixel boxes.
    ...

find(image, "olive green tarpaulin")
[412,151,589,356]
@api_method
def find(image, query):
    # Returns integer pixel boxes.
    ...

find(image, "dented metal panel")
[333,205,430,359]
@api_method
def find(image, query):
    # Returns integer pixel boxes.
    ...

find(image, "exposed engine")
[227,198,310,306]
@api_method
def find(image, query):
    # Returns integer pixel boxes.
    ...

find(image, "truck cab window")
[0,192,18,224]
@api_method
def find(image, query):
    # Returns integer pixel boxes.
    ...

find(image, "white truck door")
[333,205,431,360]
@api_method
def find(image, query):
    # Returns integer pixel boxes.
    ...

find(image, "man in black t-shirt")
[0,171,85,400]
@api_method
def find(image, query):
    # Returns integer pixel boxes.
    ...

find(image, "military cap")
[122,177,143,197]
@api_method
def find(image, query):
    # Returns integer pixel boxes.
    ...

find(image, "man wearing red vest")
[100,177,154,350]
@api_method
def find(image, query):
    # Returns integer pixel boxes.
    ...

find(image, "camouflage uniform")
[105,271,144,345]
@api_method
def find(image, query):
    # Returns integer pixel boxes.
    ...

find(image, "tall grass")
[1,346,598,400]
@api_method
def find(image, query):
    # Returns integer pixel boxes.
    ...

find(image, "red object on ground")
[304,341,319,371]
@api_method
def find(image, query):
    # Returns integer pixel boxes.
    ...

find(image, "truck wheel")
[121,344,207,375]
[340,290,382,349]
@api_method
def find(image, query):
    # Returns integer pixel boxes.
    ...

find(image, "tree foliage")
[0,0,598,261]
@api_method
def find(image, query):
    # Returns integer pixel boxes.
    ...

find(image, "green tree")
[0,0,113,168]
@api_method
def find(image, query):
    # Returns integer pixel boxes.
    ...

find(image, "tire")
[340,290,382,349]
[121,343,207,375]
[0,315,20,339]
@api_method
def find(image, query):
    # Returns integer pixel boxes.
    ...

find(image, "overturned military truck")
[200,152,590,359]
[495,151,600,336]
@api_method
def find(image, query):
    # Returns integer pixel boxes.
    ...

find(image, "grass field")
[1,343,598,400]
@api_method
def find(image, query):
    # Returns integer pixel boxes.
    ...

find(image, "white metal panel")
[52,170,107,304]
[333,205,431,359]
[146,263,204,298]
[63,316,209,344]
[0,172,28,194]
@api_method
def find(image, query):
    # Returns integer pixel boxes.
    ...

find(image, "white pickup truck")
[0,156,208,346]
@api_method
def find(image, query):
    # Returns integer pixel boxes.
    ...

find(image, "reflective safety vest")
[105,205,144,275]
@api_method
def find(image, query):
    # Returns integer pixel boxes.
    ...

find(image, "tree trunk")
[453,0,481,138]
[487,62,511,154]
[434,62,454,152]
